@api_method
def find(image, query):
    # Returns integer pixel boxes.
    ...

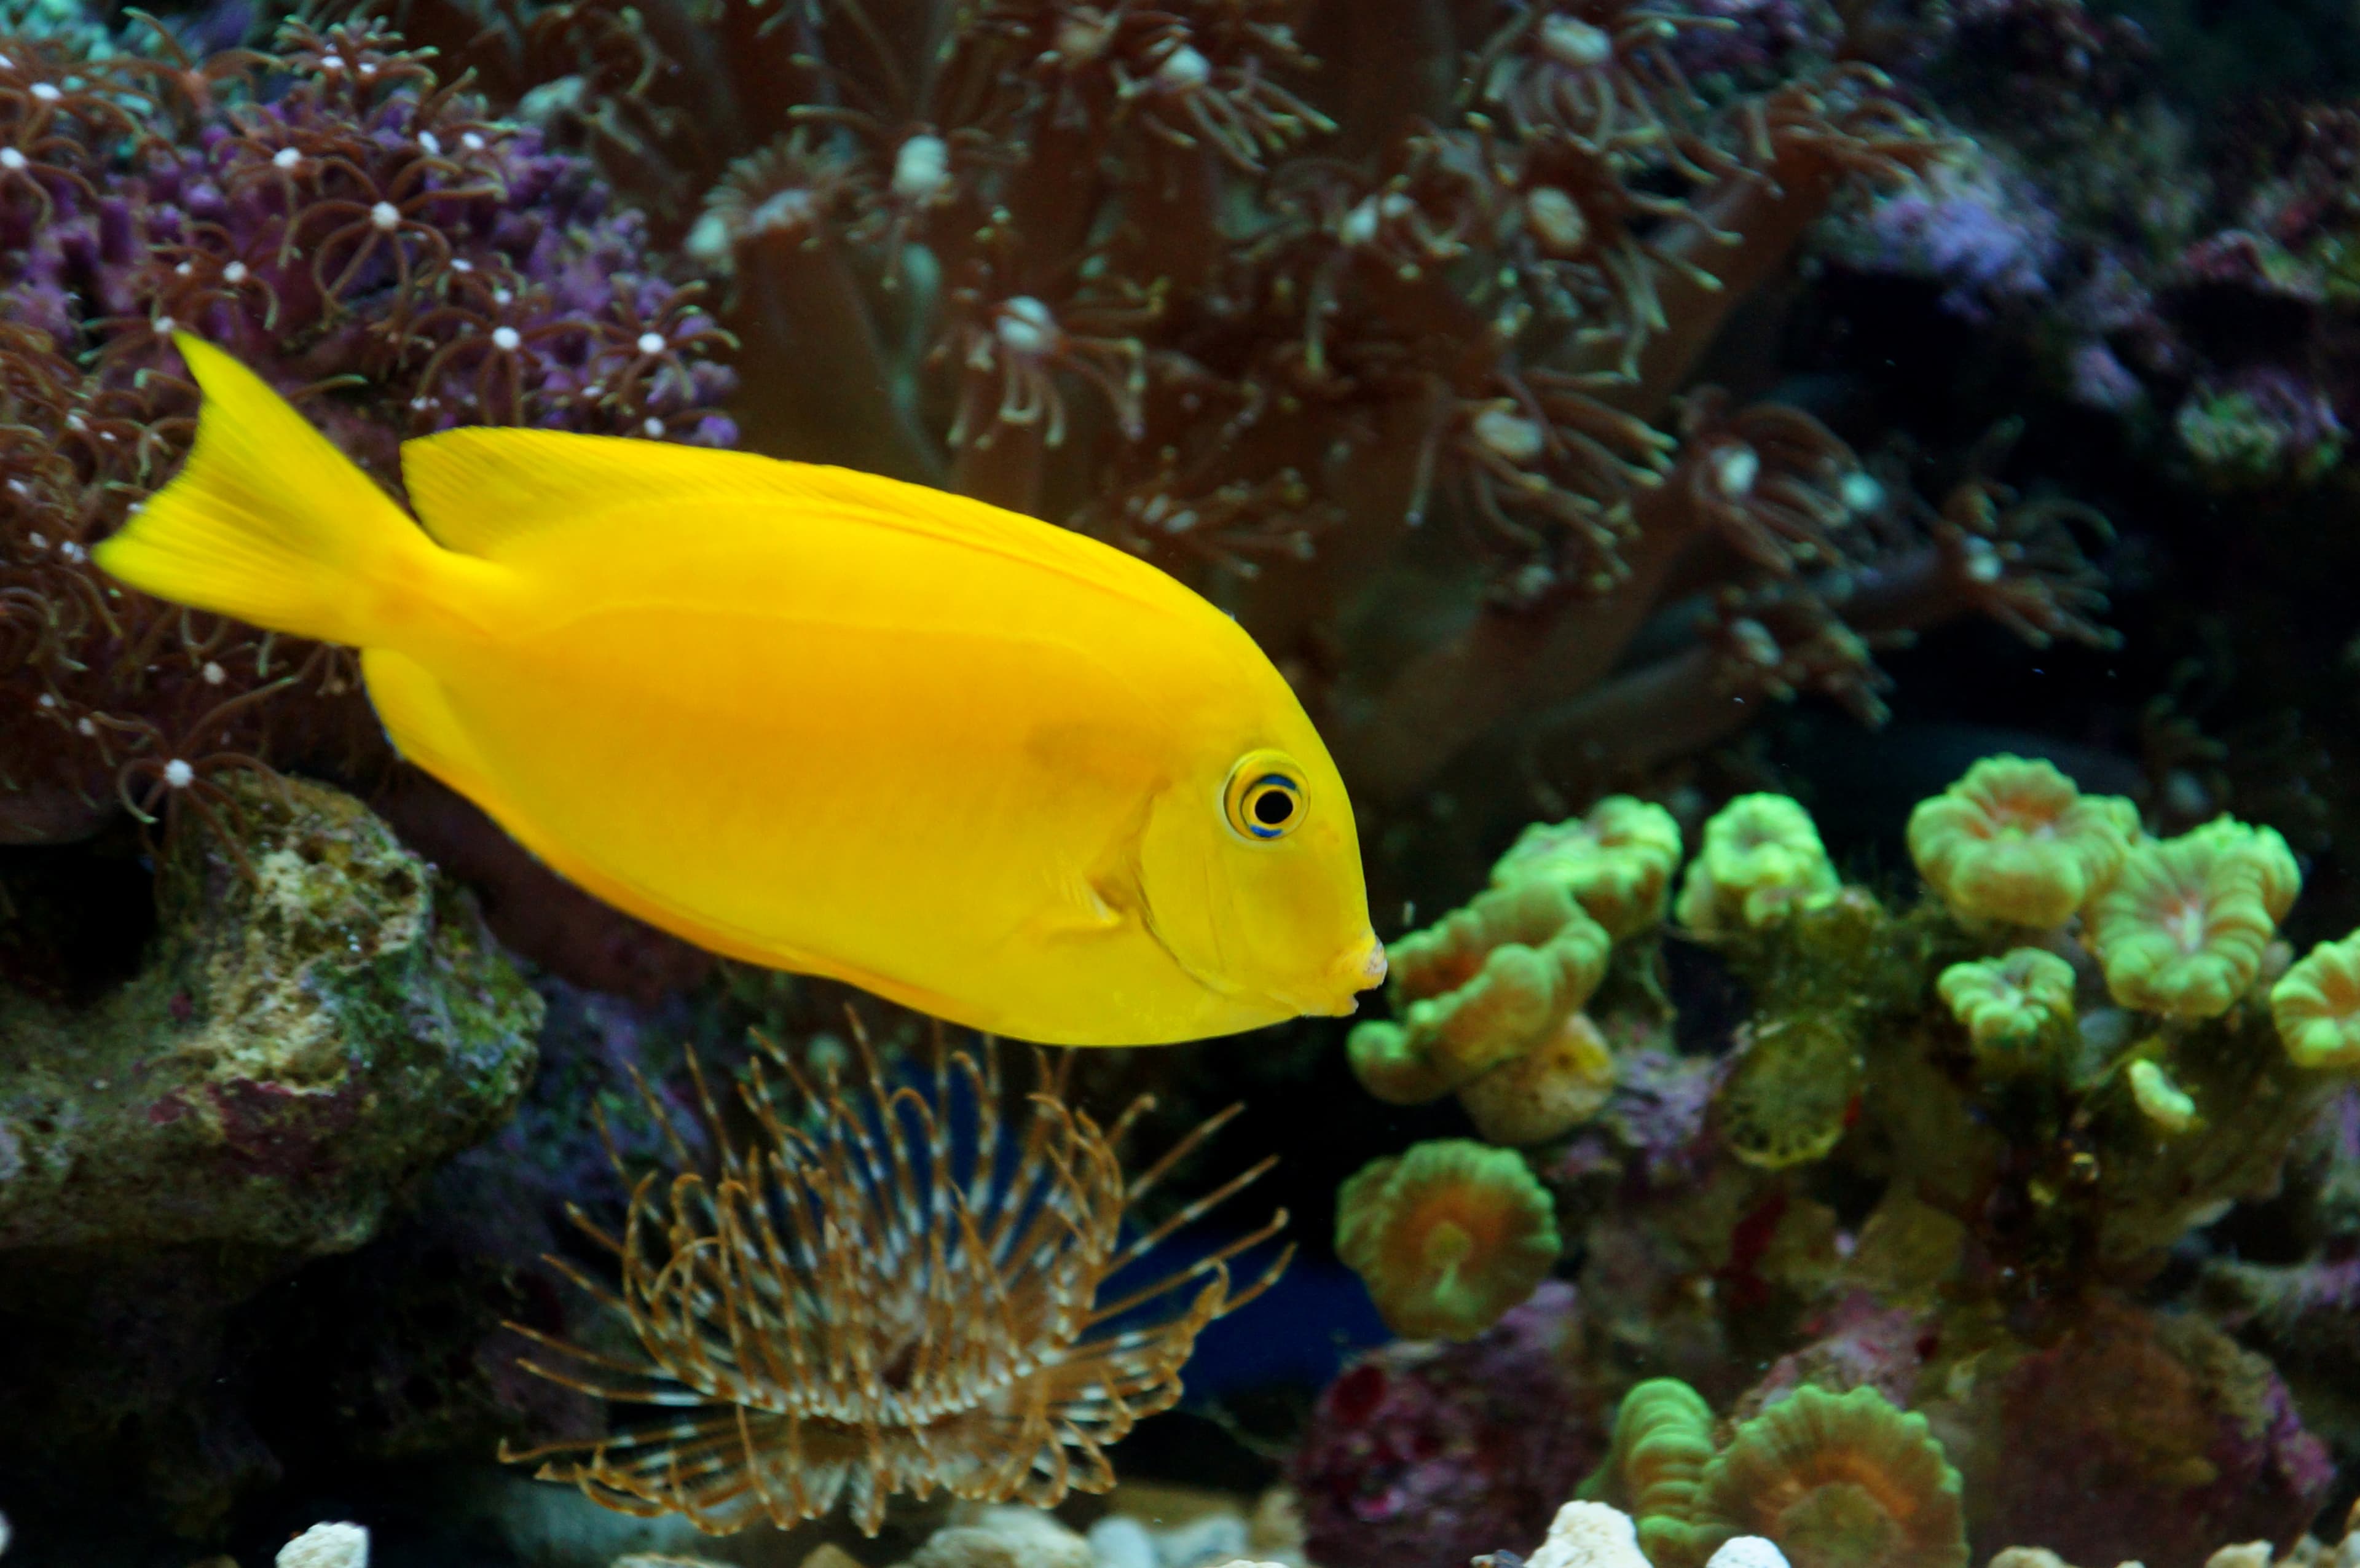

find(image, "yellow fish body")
[97,337,1384,1045]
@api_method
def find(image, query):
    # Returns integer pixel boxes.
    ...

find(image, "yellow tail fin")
[92,334,446,649]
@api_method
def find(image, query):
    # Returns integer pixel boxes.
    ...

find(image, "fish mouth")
[1305,932,1388,1016]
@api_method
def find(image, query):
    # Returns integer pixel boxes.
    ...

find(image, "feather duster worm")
[502,1031,1289,1534]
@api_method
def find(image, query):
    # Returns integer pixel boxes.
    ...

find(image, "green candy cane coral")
[1335,1139,1560,1341]
[1906,755,2138,929]
[1587,1382,1967,1568]
[1676,794,1840,935]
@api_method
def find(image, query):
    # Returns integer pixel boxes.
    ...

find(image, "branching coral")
[502,1032,1287,1535]
[1336,1138,1560,1340]
[1906,756,2139,929]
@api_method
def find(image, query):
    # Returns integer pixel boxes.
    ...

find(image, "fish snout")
[1318,932,1388,1014]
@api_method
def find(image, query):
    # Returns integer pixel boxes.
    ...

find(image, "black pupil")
[1253,786,1295,826]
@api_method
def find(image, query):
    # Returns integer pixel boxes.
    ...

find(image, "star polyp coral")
[1906,755,2139,929]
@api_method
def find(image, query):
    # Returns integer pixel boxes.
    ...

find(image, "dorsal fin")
[399,428,811,556]
[396,428,1187,610]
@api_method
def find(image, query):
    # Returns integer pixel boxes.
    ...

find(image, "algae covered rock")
[0,775,541,1253]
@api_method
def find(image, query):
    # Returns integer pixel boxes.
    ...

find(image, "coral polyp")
[502,1035,1288,1534]
[1905,755,2138,929]
[1675,794,1839,935]
[2272,933,2360,1071]
[1335,1138,1560,1341]
[2085,818,2299,1019]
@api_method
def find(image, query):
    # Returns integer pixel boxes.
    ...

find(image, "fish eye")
[1224,750,1306,841]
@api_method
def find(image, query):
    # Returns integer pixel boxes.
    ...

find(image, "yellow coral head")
[1905,755,2138,929]
[1335,1139,1559,1341]
[1675,794,1839,936]
[2085,817,2297,1019]
[1691,1386,1967,1568]
[1934,947,2076,1062]
[1496,796,1685,938]
[2271,930,2360,1072]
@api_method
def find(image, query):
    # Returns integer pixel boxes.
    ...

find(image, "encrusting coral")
[500,1031,1288,1535]
[1335,1138,1560,1341]
[1906,755,2138,930]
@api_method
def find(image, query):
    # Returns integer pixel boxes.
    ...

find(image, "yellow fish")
[98,337,1385,1045]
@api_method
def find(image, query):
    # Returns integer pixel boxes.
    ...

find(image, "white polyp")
[1961,534,2004,582]
[419,130,441,154]
[994,296,1059,358]
[1539,15,1613,68]
[491,326,522,351]
[152,315,176,336]
[637,331,667,355]
[1839,470,1884,515]
[749,187,816,235]
[643,417,664,437]
[29,81,60,101]
[274,147,301,168]
[202,661,226,686]
[1155,42,1211,91]
[0,148,25,171]
[163,759,194,790]
[462,131,486,151]
[318,53,345,71]
[1712,443,1761,499]
[370,200,400,230]
[1473,402,1546,465]
[1728,617,1781,668]
[891,133,951,203]
[223,261,249,284]
[1525,186,1589,254]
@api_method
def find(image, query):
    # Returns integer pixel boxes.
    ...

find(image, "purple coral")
[1290,1280,1609,1568]
[1836,157,2062,322]
[0,18,736,866]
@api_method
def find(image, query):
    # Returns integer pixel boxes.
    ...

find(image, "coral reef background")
[13,0,2360,1564]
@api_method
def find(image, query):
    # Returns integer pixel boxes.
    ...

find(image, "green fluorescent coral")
[2085,818,2299,1019]
[1935,947,2077,1065]
[1905,755,2138,929]
[1676,794,1840,935]
[1493,796,1685,939]
[1586,1382,1967,1568]
[1336,1139,1561,1341]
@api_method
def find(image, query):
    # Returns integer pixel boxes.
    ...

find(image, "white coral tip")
[1529,1502,1650,1568]
[278,1521,369,1568]
[1707,1538,1792,1568]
